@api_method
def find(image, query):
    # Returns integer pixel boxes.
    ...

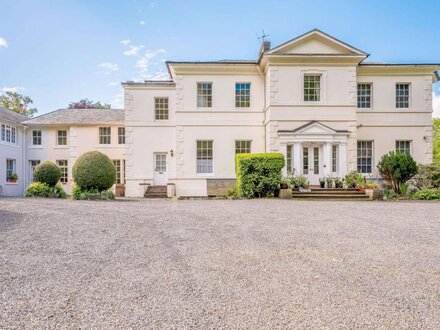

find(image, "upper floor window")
[155,97,169,120]
[99,127,111,144]
[396,83,410,108]
[196,140,213,174]
[32,130,42,145]
[304,75,321,102]
[56,160,68,183]
[235,83,250,108]
[357,141,373,174]
[357,83,372,108]
[118,127,125,144]
[1,124,16,144]
[235,140,251,154]
[197,82,212,108]
[57,130,67,146]
[396,140,411,154]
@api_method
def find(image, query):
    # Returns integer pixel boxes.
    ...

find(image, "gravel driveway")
[1,198,439,329]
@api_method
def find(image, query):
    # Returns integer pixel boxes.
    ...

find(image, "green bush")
[72,151,116,191]
[33,161,61,187]
[344,171,365,188]
[236,153,285,198]
[411,188,440,200]
[411,163,440,189]
[290,175,309,188]
[377,151,418,194]
[71,184,114,200]
[25,182,66,198]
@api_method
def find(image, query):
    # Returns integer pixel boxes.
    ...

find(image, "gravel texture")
[1,198,440,329]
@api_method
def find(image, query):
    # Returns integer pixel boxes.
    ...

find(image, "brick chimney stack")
[260,40,271,55]
[19,103,25,114]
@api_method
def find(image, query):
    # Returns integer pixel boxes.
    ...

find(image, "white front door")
[153,153,167,185]
[302,144,322,185]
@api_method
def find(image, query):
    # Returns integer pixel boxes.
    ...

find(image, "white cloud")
[1,86,24,93]
[120,39,131,46]
[140,21,145,25]
[108,82,119,87]
[0,38,8,48]
[112,93,124,108]
[123,45,144,57]
[433,92,440,118]
[97,62,119,75]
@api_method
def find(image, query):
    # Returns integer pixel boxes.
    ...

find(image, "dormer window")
[304,74,321,102]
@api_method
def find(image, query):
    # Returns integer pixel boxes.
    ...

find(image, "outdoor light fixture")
[170,149,174,157]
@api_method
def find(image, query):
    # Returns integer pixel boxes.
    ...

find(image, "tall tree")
[0,91,37,116]
[433,118,440,164]
[68,98,111,109]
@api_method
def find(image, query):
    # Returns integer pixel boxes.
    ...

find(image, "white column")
[323,142,331,177]
[279,143,288,177]
[339,143,348,177]
[293,142,301,176]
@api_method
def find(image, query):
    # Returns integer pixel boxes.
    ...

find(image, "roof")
[23,108,124,126]
[0,107,29,125]
[122,80,176,87]
[278,121,349,134]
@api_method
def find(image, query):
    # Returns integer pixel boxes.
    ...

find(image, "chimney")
[260,40,271,55]
[19,103,25,114]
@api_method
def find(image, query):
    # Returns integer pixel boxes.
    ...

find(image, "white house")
[0,107,28,196]
[122,29,439,197]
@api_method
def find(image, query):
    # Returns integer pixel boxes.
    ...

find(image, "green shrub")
[26,182,66,198]
[72,151,116,191]
[236,153,285,198]
[290,175,309,188]
[377,151,418,194]
[33,161,61,187]
[411,188,440,200]
[226,187,240,199]
[71,184,114,200]
[344,171,365,188]
[411,163,440,189]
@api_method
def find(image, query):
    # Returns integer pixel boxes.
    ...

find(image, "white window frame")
[6,158,16,180]
[396,140,411,154]
[303,74,321,102]
[357,141,374,174]
[235,140,251,154]
[396,83,410,109]
[235,83,251,108]
[29,160,41,182]
[99,127,111,145]
[56,160,68,183]
[32,130,42,145]
[57,130,67,146]
[357,83,372,109]
[286,145,293,175]
[1,124,17,144]
[197,82,212,108]
[118,127,125,144]
[196,140,213,175]
[154,97,169,120]
[332,145,338,173]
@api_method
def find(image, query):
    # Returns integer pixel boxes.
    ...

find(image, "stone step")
[144,185,168,198]
[292,190,364,195]
[292,193,369,200]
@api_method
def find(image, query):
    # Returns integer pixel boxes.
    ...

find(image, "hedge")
[25,182,66,198]
[33,161,61,187]
[72,151,116,191]
[236,153,285,198]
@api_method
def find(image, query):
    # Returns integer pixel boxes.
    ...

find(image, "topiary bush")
[71,184,114,200]
[377,151,418,194]
[33,161,61,187]
[236,153,285,198]
[72,151,116,191]
[26,182,66,198]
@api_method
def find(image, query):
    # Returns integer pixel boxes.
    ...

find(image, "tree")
[68,98,111,109]
[0,91,37,116]
[377,151,418,194]
[433,118,440,164]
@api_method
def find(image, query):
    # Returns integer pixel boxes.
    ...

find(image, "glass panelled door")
[153,153,167,185]
[302,144,322,185]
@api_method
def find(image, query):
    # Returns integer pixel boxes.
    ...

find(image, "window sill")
[96,144,124,148]
[54,146,68,149]
[196,173,214,177]
[28,145,43,149]
[0,141,18,147]
[4,182,19,185]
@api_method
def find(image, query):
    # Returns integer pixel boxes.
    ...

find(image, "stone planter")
[365,189,383,200]
[279,188,292,199]
[115,185,125,197]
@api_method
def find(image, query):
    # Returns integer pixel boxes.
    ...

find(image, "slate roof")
[23,108,124,126]
[0,107,29,125]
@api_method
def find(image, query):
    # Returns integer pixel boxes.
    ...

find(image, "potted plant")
[115,183,125,197]
[7,172,18,183]
[326,177,333,188]
[364,180,382,200]
[319,178,325,188]
[280,177,289,189]
[334,177,343,188]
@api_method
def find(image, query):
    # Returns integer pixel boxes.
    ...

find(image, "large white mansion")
[1,29,439,197]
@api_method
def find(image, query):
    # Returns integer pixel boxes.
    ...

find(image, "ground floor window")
[6,159,16,180]
[286,145,293,175]
[396,140,411,154]
[235,140,251,154]
[56,160,68,183]
[30,160,41,181]
[357,141,373,173]
[303,147,309,174]
[332,145,338,173]
[197,140,213,174]
[113,159,126,184]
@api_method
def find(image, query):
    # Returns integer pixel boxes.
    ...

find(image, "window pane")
[396,140,411,154]
[99,127,111,144]
[304,75,321,102]
[197,83,212,108]
[357,83,372,108]
[155,97,169,120]
[396,84,410,108]
[235,83,250,107]
[357,141,373,173]
[197,140,213,173]
[118,127,125,144]
[56,160,68,183]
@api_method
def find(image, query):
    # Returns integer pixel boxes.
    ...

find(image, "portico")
[279,121,349,184]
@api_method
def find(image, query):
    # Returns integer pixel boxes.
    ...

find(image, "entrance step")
[144,185,167,198]
[291,188,369,200]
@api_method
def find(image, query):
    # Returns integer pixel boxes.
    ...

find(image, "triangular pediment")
[268,29,367,56]
[292,121,338,135]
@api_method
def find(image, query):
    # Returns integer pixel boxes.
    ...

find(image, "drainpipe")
[256,64,266,152]
[21,125,27,196]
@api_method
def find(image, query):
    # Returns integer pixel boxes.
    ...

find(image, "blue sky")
[1,0,439,115]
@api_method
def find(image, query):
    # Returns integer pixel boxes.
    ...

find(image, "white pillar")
[280,143,288,177]
[323,142,331,177]
[339,143,348,177]
[293,142,301,176]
